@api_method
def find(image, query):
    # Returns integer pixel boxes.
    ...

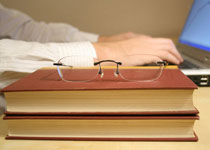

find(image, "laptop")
[176,0,210,86]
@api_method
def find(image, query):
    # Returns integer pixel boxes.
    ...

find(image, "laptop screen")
[179,0,210,52]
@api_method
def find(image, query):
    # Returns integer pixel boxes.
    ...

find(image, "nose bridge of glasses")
[94,60,122,78]
[94,60,122,66]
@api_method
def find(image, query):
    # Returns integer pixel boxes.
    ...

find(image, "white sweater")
[0,3,99,113]
[0,3,98,42]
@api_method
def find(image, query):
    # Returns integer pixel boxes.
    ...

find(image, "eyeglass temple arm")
[53,63,73,68]
[53,63,63,66]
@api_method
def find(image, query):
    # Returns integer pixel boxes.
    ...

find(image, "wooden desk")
[0,87,210,150]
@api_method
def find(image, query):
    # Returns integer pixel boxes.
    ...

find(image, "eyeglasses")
[53,55,168,82]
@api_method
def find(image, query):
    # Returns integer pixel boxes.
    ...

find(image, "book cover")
[2,66,197,92]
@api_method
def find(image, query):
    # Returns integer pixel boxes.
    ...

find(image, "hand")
[98,32,139,42]
[93,35,183,66]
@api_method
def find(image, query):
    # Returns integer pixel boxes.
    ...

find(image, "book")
[2,66,198,115]
[4,115,199,141]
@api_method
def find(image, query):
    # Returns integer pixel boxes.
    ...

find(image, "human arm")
[98,32,139,42]
[0,35,183,88]
[0,39,96,88]
[0,3,98,42]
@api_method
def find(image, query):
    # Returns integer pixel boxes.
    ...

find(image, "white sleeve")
[0,39,97,88]
[0,3,99,42]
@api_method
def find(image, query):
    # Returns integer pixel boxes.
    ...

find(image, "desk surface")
[0,87,210,150]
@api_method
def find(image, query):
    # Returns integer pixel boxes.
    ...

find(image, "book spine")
[3,115,200,120]
[5,133,198,141]
[4,109,199,116]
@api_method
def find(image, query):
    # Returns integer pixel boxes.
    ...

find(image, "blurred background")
[0,0,193,37]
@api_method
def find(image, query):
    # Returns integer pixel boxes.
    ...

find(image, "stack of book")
[2,66,199,141]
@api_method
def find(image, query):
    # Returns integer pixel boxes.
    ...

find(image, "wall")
[0,0,193,37]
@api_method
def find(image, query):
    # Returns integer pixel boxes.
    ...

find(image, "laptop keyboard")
[178,59,200,69]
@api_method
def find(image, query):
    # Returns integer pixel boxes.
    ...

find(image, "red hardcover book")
[4,115,199,141]
[2,66,198,115]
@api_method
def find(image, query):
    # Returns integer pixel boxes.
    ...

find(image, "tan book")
[2,66,198,115]
[4,115,199,141]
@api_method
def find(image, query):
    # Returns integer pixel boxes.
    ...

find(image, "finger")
[132,44,181,64]
[152,38,184,62]
[155,44,183,63]
[154,38,183,61]
[124,32,139,39]
[124,54,162,66]
[139,54,163,64]
[155,51,181,65]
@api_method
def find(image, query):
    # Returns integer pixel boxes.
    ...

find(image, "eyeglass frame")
[53,58,168,82]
